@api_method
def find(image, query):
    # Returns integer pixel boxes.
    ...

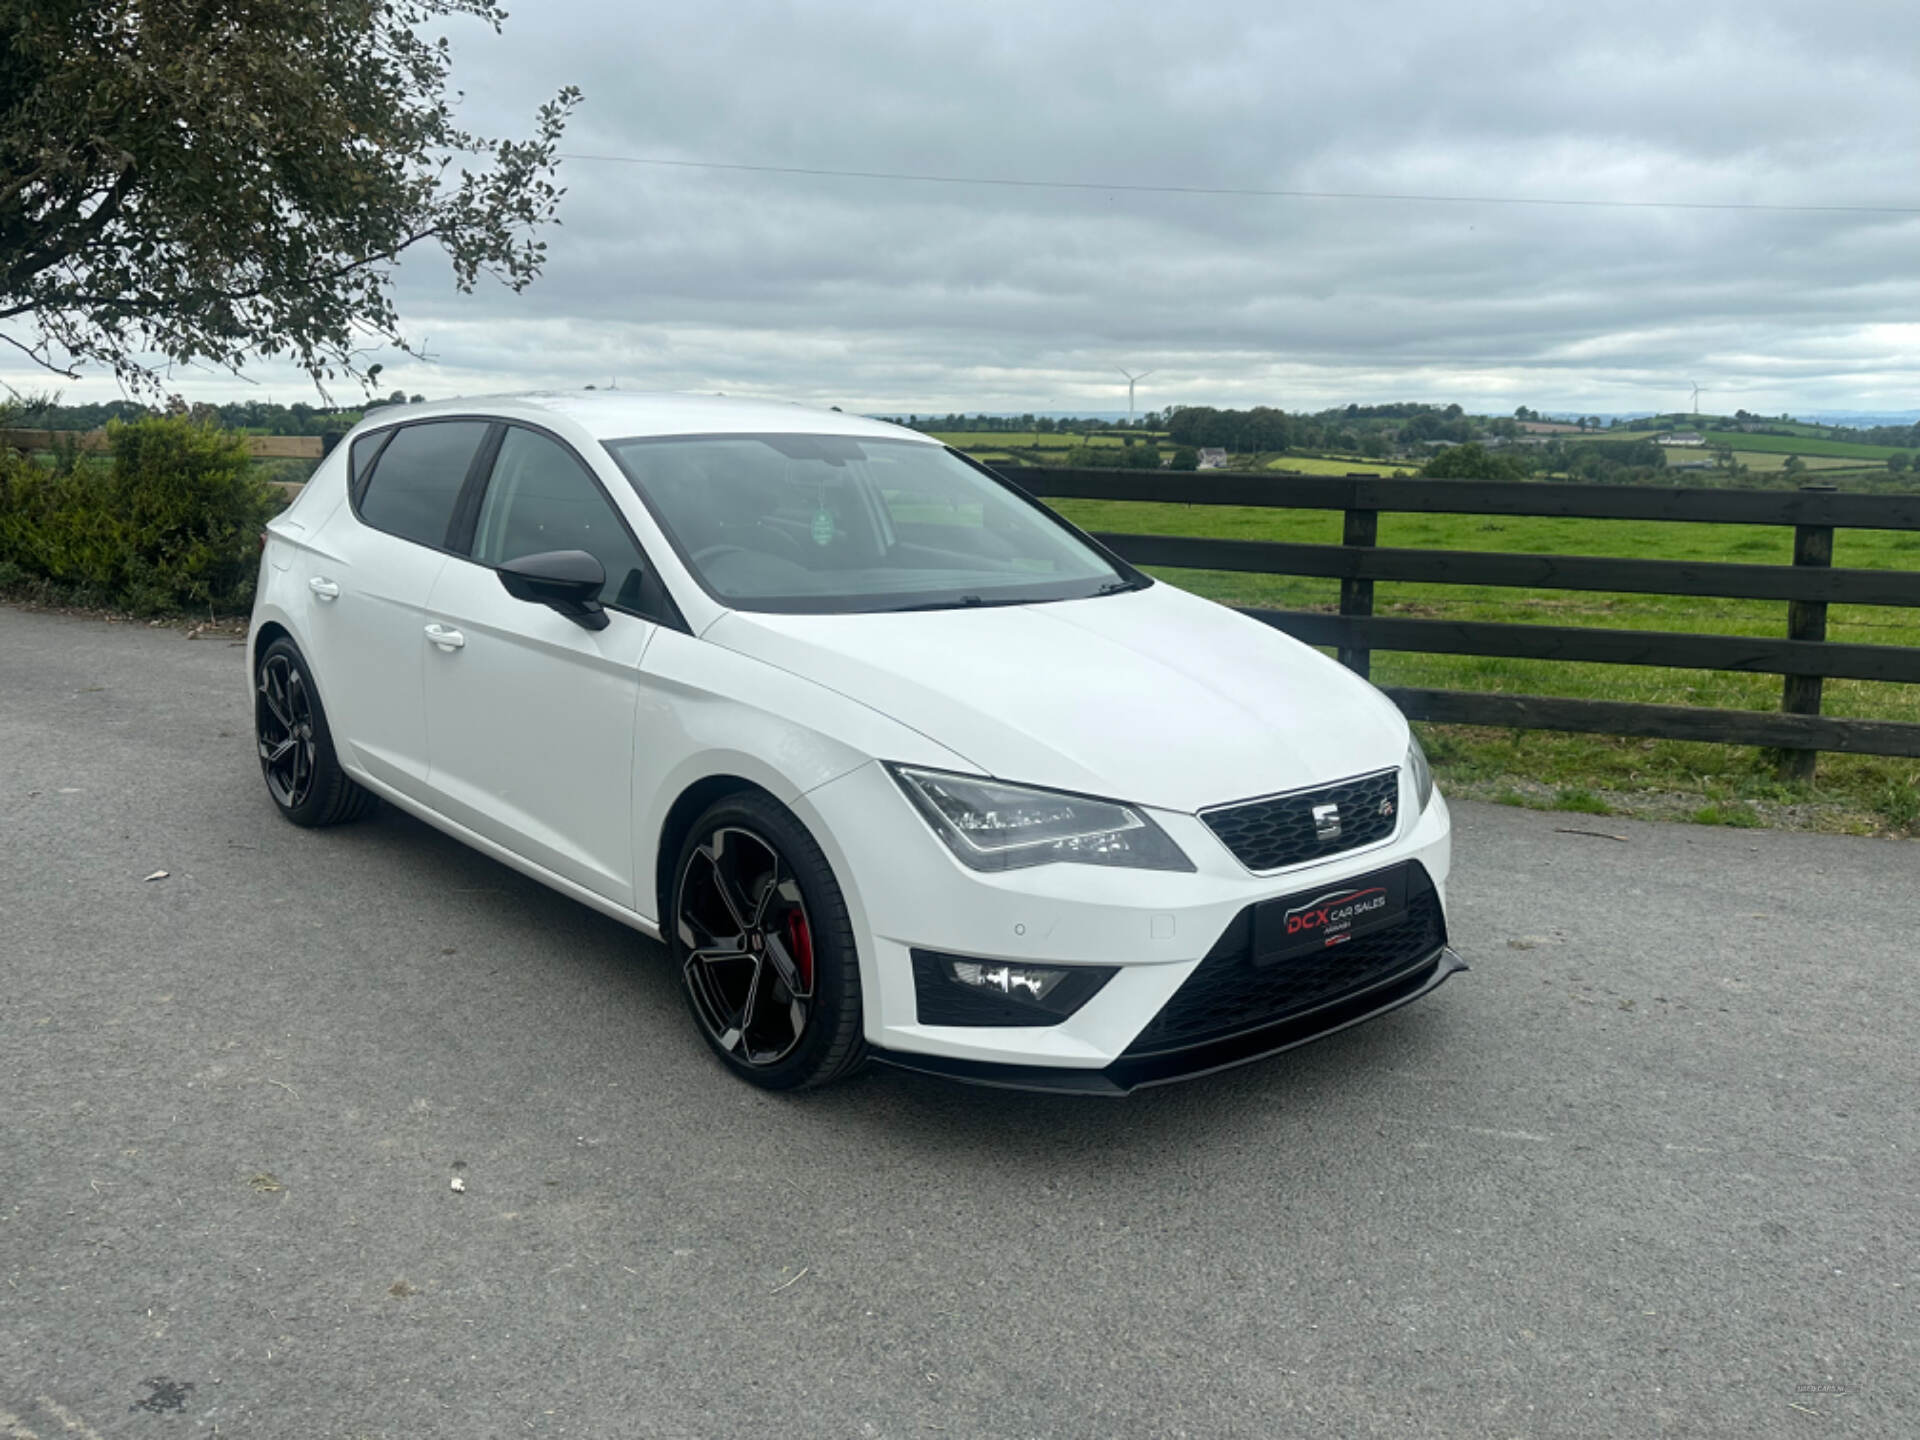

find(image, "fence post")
[1777,483,1836,783]
[1338,482,1378,678]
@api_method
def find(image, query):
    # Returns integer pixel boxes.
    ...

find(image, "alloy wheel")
[677,826,816,1066]
[256,653,317,809]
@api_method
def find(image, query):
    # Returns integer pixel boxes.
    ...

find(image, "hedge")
[0,417,281,614]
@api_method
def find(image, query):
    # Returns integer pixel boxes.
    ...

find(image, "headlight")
[888,765,1195,872]
[1406,734,1435,813]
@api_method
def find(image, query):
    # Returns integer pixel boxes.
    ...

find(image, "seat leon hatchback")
[249,393,1463,1093]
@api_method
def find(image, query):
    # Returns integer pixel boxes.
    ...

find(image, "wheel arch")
[654,773,787,923]
[251,618,293,670]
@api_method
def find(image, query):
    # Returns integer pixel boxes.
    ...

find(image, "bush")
[1062,444,1125,468]
[0,417,278,613]
[1420,442,1530,482]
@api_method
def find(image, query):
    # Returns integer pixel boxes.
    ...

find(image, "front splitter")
[868,946,1468,1096]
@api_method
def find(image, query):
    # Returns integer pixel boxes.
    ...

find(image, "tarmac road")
[0,604,1913,1438]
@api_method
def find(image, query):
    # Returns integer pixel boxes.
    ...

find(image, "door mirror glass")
[497,549,610,630]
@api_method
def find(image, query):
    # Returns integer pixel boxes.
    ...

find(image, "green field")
[1047,496,1920,834]
[1265,455,1419,476]
[1702,431,1905,461]
[1719,450,1864,473]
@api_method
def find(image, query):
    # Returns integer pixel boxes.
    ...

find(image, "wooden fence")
[1001,468,1920,777]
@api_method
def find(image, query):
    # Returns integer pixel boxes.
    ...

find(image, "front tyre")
[670,792,866,1091]
[254,636,378,827]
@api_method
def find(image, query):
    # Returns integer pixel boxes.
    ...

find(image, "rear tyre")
[670,792,867,1091]
[254,636,378,828]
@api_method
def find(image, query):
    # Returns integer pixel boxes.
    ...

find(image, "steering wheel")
[754,521,809,559]
[691,544,752,567]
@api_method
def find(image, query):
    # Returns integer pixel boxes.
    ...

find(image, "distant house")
[1196,448,1229,469]
[1659,431,1705,447]
[1517,420,1584,435]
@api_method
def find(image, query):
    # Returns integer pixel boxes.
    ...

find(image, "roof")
[366,391,935,444]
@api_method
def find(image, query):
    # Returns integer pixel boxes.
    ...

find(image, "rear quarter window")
[356,421,490,549]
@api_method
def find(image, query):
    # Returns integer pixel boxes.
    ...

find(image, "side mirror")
[497,549,610,631]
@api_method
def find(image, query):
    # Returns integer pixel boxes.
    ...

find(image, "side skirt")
[345,769,664,943]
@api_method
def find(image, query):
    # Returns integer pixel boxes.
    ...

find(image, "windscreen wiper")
[882,593,1031,613]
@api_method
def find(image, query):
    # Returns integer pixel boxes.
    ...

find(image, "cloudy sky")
[25,0,1920,415]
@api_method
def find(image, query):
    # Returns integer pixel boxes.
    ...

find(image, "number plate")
[1253,865,1409,965]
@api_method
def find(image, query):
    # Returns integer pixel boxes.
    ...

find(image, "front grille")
[1201,768,1400,872]
[1123,865,1445,1057]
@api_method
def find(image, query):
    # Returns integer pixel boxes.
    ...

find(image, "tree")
[1783,454,1806,475]
[1170,446,1199,471]
[0,1,579,394]
[1420,442,1529,482]
[1887,451,1911,474]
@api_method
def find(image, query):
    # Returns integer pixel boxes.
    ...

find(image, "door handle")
[308,577,340,600]
[424,623,465,651]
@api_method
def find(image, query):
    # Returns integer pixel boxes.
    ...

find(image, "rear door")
[420,424,662,908]
[301,419,492,800]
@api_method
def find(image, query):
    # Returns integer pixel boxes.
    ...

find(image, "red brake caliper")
[785,911,814,993]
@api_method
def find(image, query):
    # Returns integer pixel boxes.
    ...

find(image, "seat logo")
[1312,802,1342,841]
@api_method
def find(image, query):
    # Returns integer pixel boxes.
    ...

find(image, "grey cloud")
[24,0,1919,412]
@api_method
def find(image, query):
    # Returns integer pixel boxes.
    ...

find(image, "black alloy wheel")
[256,650,316,809]
[253,636,378,827]
[671,794,865,1089]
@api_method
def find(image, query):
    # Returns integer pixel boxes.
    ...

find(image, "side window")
[472,427,649,607]
[347,428,390,503]
[357,420,489,549]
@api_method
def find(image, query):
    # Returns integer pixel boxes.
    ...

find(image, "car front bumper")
[869,944,1467,1094]
[795,760,1461,1088]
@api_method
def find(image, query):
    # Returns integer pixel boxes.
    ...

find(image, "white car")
[249,393,1462,1093]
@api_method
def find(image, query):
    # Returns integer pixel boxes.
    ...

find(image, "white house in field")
[1659,431,1706,447]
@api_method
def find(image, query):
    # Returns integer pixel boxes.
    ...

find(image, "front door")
[420,425,658,908]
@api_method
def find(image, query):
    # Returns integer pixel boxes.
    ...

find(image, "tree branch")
[1,159,138,294]
[0,329,81,379]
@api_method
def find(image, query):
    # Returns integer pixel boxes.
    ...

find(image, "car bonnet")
[702,582,1408,814]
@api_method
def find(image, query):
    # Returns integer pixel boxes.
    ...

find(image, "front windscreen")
[602,434,1136,613]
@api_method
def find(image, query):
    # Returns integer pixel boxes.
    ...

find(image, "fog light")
[910,949,1118,1027]
[949,960,1067,1000]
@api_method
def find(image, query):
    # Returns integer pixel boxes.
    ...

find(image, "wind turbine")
[1118,368,1155,425]
[1689,382,1705,416]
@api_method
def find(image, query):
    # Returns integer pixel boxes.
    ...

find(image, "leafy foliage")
[1165,405,1294,452]
[0,416,278,611]
[0,0,578,392]
[1064,442,1163,469]
[1420,442,1531,481]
